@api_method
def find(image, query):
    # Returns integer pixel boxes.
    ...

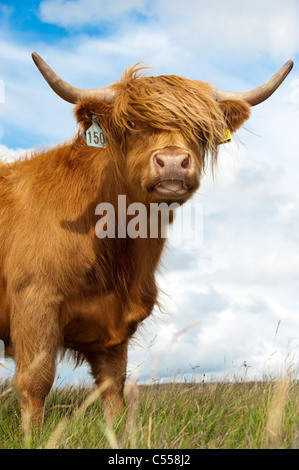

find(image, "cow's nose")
[153,151,192,171]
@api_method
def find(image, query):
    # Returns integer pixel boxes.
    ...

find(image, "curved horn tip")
[31,51,44,69]
[285,59,294,72]
[31,51,39,62]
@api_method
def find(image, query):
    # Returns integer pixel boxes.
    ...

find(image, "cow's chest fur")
[60,235,163,354]
[61,288,133,352]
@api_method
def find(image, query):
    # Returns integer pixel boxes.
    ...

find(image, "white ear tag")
[84,114,106,148]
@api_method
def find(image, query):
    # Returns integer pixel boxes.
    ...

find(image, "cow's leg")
[86,341,128,422]
[10,286,61,426]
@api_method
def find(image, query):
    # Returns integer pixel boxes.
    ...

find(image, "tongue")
[160,180,183,191]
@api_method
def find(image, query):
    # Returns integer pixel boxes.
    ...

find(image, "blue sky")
[0,0,299,385]
[0,0,143,43]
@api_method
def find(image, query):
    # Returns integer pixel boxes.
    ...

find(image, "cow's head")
[32,53,293,205]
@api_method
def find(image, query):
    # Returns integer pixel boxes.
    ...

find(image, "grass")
[1,376,299,449]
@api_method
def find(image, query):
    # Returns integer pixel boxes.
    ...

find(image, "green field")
[0,377,299,449]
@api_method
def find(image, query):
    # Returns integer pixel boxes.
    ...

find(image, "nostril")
[181,156,190,169]
[155,157,165,168]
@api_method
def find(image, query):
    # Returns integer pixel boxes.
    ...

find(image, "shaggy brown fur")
[0,65,250,425]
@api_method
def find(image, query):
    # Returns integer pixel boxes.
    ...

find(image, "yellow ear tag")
[219,129,231,144]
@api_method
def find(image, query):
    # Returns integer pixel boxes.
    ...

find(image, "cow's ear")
[73,99,113,131]
[218,99,251,133]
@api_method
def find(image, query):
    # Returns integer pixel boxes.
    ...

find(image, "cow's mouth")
[153,179,189,195]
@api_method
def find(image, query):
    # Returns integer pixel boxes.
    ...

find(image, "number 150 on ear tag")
[84,115,106,148]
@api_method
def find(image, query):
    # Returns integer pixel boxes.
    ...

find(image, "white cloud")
[0,144,30,162]
[39,0,149,27]
[153,0,299,61]
[38,0,299,63]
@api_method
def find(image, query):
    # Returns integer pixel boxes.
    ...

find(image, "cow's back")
[0,162,19,351]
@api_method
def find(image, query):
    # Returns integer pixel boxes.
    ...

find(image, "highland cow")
[0,53,293,425]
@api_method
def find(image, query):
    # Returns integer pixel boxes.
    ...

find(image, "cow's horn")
[213,60,294,106]
[32,52,115,104]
